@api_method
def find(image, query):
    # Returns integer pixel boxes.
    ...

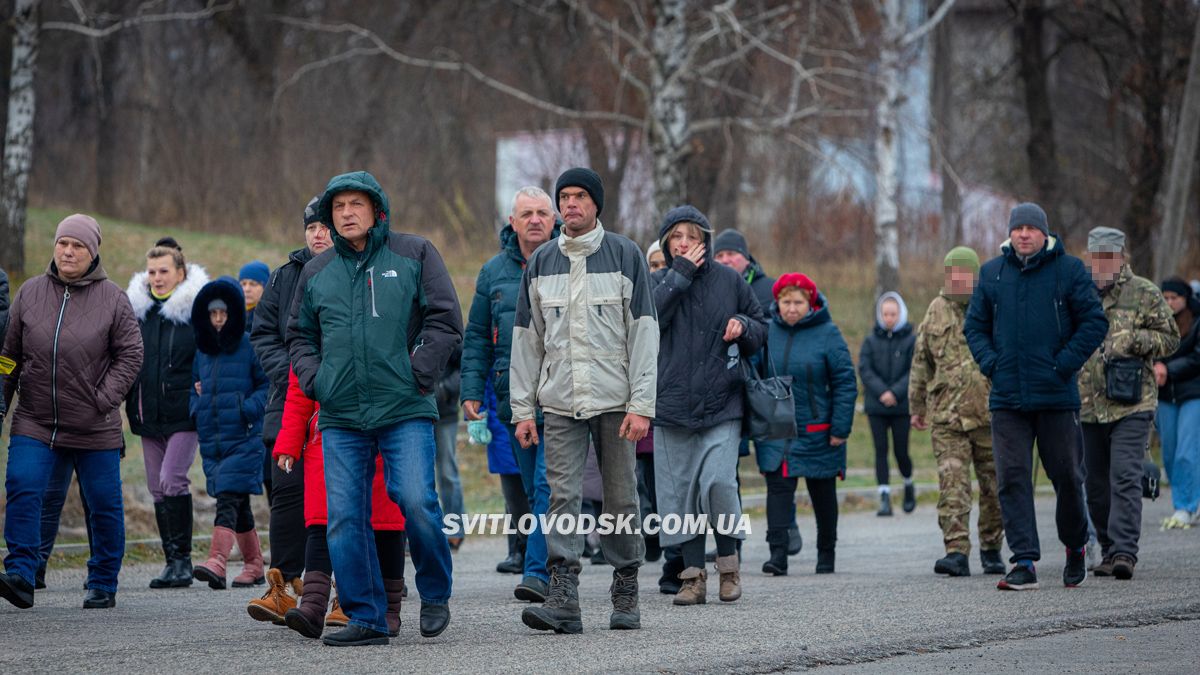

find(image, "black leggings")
[214,493,254,533]
[304,525,407,579]
[499,473,530,555]
[764,469,838,551]
[868,414,912,485]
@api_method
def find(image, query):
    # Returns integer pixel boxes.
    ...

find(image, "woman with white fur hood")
[858,291,917,517]
[125,237,208,590]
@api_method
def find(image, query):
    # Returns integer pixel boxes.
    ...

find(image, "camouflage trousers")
[931,425,1004,555]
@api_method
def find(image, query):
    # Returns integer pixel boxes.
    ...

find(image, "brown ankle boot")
[246,568,296,623]
[326,586,350,626]
[672,567,707,605]
[232,530,265,587]
[284,571,332,639]
[715,554,741,602]
[384,578,404,637]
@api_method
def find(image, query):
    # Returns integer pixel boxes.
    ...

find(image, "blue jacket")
[965,236,1108,411]
[755,294,858,478]
[191,278,268,496]
[460,223,559,424]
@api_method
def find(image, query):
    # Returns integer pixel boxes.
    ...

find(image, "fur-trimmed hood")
[127,263,209,325]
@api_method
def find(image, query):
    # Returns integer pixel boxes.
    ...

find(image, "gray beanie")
[1008,202,1049,237]
[1087,226,1126,253]
[207,298,228,313]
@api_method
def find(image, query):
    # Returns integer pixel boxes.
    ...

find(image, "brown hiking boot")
[325,591,350,627]
[673,567,706,605]
[246,568,297,623]
[1092,556,1115,577]
[1111,553,1136,580]
[715,554,741,602]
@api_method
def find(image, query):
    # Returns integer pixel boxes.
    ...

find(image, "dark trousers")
[499,472,530,557]
[305,524,406,579]
[267,445,306,581]
[1082,412,1153,563]
[764,469,838,551]
[214,493,254,533]
[869,414,912,485]
[991,409,1089,563]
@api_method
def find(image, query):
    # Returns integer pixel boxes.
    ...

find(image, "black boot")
[522,566,583,634]
[166,494,194,587]
[902,482,916,513]
[934,552,971,577]
[149,502,177,589]
[787,524,803,556]
[34,564,46,590]
[644,533,662,563]
[659,547,684,594]
[762,528,788,576]
[876,490,893,517]
[980,549,1006,575]
[815,548,835,574]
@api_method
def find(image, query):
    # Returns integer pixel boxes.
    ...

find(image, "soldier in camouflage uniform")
[1079,227,1179,580]
[910,246,1005,577]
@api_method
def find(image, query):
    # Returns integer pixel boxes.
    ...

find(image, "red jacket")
[274,368,405,530]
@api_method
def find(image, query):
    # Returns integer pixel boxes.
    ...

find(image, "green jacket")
[909,292,990,432]
[287,171,463,431]
[1078,265,1179,424]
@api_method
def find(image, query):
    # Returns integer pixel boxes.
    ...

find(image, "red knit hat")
[773,272,820,307]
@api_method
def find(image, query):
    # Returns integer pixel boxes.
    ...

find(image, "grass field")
[5,208,1127,550]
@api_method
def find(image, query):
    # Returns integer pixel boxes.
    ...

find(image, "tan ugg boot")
[672,567,707,606]
[715,554,741,602]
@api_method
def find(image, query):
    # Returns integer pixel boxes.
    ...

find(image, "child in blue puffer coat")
[189,276,269,590]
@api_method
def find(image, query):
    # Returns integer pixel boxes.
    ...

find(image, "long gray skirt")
[653,420,744,547]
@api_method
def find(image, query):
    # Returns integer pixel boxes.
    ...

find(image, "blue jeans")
[1159,400,1200,512]
[508,423,549,583]
[3,435,124,592]
[322,419,451,633]
[434,417,466,538]
[39,452,95,570]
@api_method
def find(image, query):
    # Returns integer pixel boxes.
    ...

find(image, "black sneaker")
[997,564,1038,590]
[934,552,970,577]
[1063,547,1087,588]
[980,549,1006,575]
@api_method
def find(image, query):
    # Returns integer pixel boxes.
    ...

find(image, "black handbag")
[1142,459,1161,500]
[1104,355,1143,405]
[740,345,798,442]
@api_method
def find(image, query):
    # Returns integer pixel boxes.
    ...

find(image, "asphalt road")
[2,495,1198,673]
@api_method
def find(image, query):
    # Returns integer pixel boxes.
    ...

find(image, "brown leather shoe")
[1092,556,1115,577]
[247,568,297,624]
[326,592,350,626]
[1111,553,1136,580]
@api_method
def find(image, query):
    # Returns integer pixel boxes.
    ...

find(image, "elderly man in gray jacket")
[511,167,658,634]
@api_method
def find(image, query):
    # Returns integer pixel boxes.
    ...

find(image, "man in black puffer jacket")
[245,196,332,623]
[965,202,1107,592]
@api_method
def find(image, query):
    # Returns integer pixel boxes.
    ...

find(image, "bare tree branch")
[42,0,236,37]
[900,0,959,48]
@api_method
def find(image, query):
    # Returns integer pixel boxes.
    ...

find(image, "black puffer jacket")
[652,205,766,430]
[250,246,313,445]
[859,291,916,417]
[1158,302,1200,404]
[125,264,209,437]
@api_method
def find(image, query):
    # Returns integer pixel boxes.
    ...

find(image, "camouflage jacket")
[1079,265,1180,424]
[910,293,991,431]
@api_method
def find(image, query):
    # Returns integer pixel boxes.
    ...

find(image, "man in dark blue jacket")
[965,202,1108,591]
[460,186,558,604]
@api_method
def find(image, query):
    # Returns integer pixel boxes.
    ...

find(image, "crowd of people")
[1,168,1199,645]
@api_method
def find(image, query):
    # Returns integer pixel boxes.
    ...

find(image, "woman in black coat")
[858,291,916,516]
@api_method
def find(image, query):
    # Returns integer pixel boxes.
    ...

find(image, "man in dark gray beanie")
[554,167,604,219]
[965,201,1108,591]
[245,195,332,623]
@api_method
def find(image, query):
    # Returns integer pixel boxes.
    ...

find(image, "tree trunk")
[932,12,961,253]
[1122,0,1165,274]
[1016,0,1067,244]
[873,0,902,296]
[649,0,688,216]
[1156,10,1200,280]
[0,0,41,276]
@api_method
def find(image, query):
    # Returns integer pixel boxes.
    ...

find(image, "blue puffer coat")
[755,294,858,478]
[190,278,268,496]
[460,222,559,423]
[964,236,1108,411]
